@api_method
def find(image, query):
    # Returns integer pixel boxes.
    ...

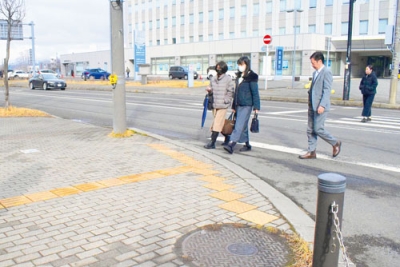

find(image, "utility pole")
[342,0,356,101]
[110,0,127,134]
[29,21,36,73]
[389,0,400,105]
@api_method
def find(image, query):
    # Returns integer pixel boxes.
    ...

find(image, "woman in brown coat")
[204,61,234,149]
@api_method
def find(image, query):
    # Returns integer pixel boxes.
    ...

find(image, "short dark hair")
[216,61,228,74]
[310,51,325,64]
[366,65,373,70]
[237,56,250,75]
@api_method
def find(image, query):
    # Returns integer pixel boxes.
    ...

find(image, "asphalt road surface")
[4,87,400,267]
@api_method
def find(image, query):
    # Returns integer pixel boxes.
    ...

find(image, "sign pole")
[263,34,272,90]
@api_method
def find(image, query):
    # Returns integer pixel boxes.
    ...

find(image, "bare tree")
[0,0,25,108]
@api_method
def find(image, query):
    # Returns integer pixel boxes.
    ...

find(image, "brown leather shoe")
[332,141,342,157]
[299,151,316,159]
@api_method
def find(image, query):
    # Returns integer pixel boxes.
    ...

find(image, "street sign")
[263,34,272,45]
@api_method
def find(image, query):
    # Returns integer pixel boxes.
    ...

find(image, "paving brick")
[115,250,139,261]
[113,259,139,266]
[14,252,41,263]
[32,253,60,265]
[76,248,103,260]
[48,255,80,267]
[59,247,85,258]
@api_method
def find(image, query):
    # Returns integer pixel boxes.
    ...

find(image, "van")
[169,66,198,80]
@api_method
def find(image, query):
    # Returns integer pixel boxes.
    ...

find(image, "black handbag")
[250,112,259,133]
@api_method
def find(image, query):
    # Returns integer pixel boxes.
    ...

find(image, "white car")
[207,69,237,80]
[9,70,30,80]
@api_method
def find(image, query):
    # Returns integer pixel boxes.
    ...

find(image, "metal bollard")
[313,173,346,267]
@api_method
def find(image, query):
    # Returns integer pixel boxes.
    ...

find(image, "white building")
[61,0,396,79]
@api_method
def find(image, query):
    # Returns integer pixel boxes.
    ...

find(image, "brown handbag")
[221,113,235,135]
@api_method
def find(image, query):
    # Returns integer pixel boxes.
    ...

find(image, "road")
[4,87,400,267]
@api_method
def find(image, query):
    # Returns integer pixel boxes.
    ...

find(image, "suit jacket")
[309,66,332,112]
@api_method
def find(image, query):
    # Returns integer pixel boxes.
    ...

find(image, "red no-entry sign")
[263,34,272,45]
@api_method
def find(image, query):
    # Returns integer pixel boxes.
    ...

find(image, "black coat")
[232,70,260,110]
[359,71,378,95]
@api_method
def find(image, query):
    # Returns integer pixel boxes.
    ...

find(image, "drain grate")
[176,224,290,267]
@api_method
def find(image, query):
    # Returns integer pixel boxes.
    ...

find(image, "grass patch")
[108,129,137,138]
[0,106,50,117]
[286,232,313,267]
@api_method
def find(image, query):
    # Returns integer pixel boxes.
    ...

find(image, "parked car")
[207,66,237,80]
[29,73,67,90]
[81,68,110,80]
[169,66,198,80]
[9,70,30,79]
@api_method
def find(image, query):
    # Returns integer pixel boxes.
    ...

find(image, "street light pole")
[342,0,356,101]
[389,0,400,105]
[287,9,303,89]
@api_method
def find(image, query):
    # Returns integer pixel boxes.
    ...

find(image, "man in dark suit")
[299,51,342,159]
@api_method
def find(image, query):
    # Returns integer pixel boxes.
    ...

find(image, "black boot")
[223,141,236,154]
[204,131,219,149]
[239,141,252,152]
[221,134,230,146]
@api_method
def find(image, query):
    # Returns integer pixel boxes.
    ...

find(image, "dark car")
[169,66,198,80]
[29,73,67,90]
[81,68,110,80]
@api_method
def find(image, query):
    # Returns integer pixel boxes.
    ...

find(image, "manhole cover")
[175,224,290,267]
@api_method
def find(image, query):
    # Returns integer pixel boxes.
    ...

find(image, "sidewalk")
[0,117,314,267]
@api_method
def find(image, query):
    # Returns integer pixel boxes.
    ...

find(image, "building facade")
[61,0,396,79]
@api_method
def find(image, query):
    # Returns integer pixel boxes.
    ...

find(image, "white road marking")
[216,138,400,173]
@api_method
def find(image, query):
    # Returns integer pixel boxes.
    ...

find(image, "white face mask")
[238,65,246,72]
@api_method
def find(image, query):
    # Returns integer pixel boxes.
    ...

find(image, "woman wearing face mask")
[359,65,378,122]
[224,56,260,154]
[204,61,234,149]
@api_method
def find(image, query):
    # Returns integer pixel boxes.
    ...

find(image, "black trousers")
[362,94,375,117]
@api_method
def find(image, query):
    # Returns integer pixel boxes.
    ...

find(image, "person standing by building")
[359,65,378,122]
[224,56,260,154]
[299,51,342,159]
[126,67,130,78]
[204,61,234,149]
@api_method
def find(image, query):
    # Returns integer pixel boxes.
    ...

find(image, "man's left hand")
[317,106,325,114]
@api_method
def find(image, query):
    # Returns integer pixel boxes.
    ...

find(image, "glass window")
[172,38,176,44]
[164,18,168,28]
[190,14,194,24]
[324,23,332,34]
[241,5,246,17]
[253,29,259,37]
[172,17,176,26]
[294,1,301,9]
[149,21,152,30]
[360,20,368,35]
[253,4,259,16]
[142,22,145,30]
[229,32,234,38]
[128,23,132,33]
[209,11,213,21]
[308,24,316,33]
[241,30,246,37]
[343,0,350,3]
[157,19,160,28]
[199,35,203,41]
[219,33,223,40]
[190,36,194,42]
[378,18,388,34]
[326,0,333,6]
[149,40,152,46]
[156,0,160,8]
[295,26,300,34]
[219,9,224,20]
[230,7,235,18]
[341,22,348,35]
[266,28,272,34]
[208,34,213,41]
[279,27,285,35]
[310,0,316,8]
[157,39,160,45]
[164,38,168,44]
[181,15,184,25]
[280,0,286,11]
[266,2,272,13]
[199,12,203,23]
[180,37,184,43]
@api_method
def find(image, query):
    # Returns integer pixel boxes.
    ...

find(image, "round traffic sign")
[263,34,272,45]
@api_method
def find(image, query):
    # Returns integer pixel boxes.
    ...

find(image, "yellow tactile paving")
[191,169,220,175]
[74,182,106,192]
[203,183,235,191]
[118,174,142,182]
[237,210,279,225]
[219,200,257,214]
[157,166,192,175]
[97,178,129,187]
[25,191,58,202]
[0,196,32,208]
[134,171,165,180]
[198,175,226,183]
[0,204,4,209]
[50,187,81,197]
[209,191,244,201]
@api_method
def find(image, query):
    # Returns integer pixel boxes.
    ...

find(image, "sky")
[0,0,111,64]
